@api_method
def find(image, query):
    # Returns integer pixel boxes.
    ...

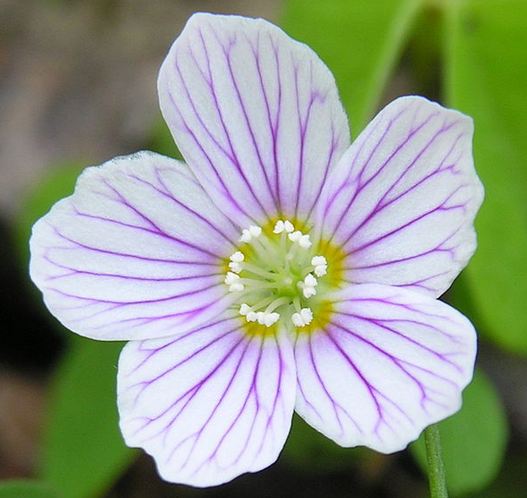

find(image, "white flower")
[29,13,483,488]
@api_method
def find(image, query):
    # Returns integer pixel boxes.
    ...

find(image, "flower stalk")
[424,424,449,498]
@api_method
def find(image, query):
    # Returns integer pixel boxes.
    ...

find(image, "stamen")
[292,307,313,327]
[304,274,318,287]
[311,255,328,276]
[240,225,262,243]
[303,287,316,298]
[265,313,280,327]
[273,219,295,234]
[298,234,312,249]
[311,255,327,266]
[273,220,285,234]
[225,272,240,285]
[230,251,245,262]
[255,311,280,327]
[229,261,242,273]
[265,297,290,313]
[224,272,244,292]
[238,279,278,290]
[239,303,252,316]
[241,262,276,279]
[228,222,331,329]
[299,273,318,298]
[288,230,302,243]
[249,225,262,237]
[288,230,312,249]
[314,266,326,277]
[300,307,313,323]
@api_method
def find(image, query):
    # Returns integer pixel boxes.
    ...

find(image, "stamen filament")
[265,297,291,313]
[293,297,302,313]
[238,279,278,290]
[240,262,276,279]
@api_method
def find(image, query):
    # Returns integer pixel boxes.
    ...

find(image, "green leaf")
[411,369,508,496]
[14,163,83,267]
[444,0,527,353]
[281,415,363,472]
[40,338,136,498]
[148,114,181,159]
[281,0,424,133]
[466,452,527,498]
[0,481,60,498]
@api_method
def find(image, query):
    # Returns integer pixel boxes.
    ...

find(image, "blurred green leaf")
[444,0,527,354]
[40,338,135,498]
[0,481,60,498]
[411,369,508,496]
[466,452,527,498]
[148,114,181,159]
[282,415,362,472]
[282,0,424,133]
[15,163,83,267]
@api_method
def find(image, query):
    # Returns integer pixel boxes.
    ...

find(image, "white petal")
[294,284,476,453]
[158,13,350,225]
[30,152,238,341]
[317,96,484,297]
[118,314,296,486]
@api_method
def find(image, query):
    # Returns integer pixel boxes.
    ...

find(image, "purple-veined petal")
[117,314,296,487]
[158,13,350,225]
[30,151,239,341]
[317,96,484,297]
[294,284,476,453]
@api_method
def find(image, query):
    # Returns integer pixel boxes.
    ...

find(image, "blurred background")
[0,0,526,497]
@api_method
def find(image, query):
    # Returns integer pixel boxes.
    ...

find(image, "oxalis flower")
[30,13,484,487]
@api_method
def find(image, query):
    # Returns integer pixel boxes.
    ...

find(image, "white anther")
[274,220,295,234]
[300,307,313,324]
[314,265,327,277]
[311,256,328,277]
[239,303,252,316]
[288,230,302,243]
[284,220,294,233]
[288,229,311,248]
[224,272,240,285]
[249,225,262,237]
[240,225,262,243]
[304,274,318,287]
[273,220,285,234]
[298,234,312,249]
[240,229,252,243]
[303,286,317,298]
[264,312,280,327]
[229,261,242,273]
[224,272,244,292]
[230,251,245,262]
[292,307,313,327]
[300,273,318,298]
[311,256,327,266]
[247,310,281,327]
[291,313,304,327]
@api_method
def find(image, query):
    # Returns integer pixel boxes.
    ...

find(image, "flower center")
[224,219,331,329]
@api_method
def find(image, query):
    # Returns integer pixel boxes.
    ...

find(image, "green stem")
[424,424,449,498]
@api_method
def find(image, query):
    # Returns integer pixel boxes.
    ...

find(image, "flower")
[29,13,483,487]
